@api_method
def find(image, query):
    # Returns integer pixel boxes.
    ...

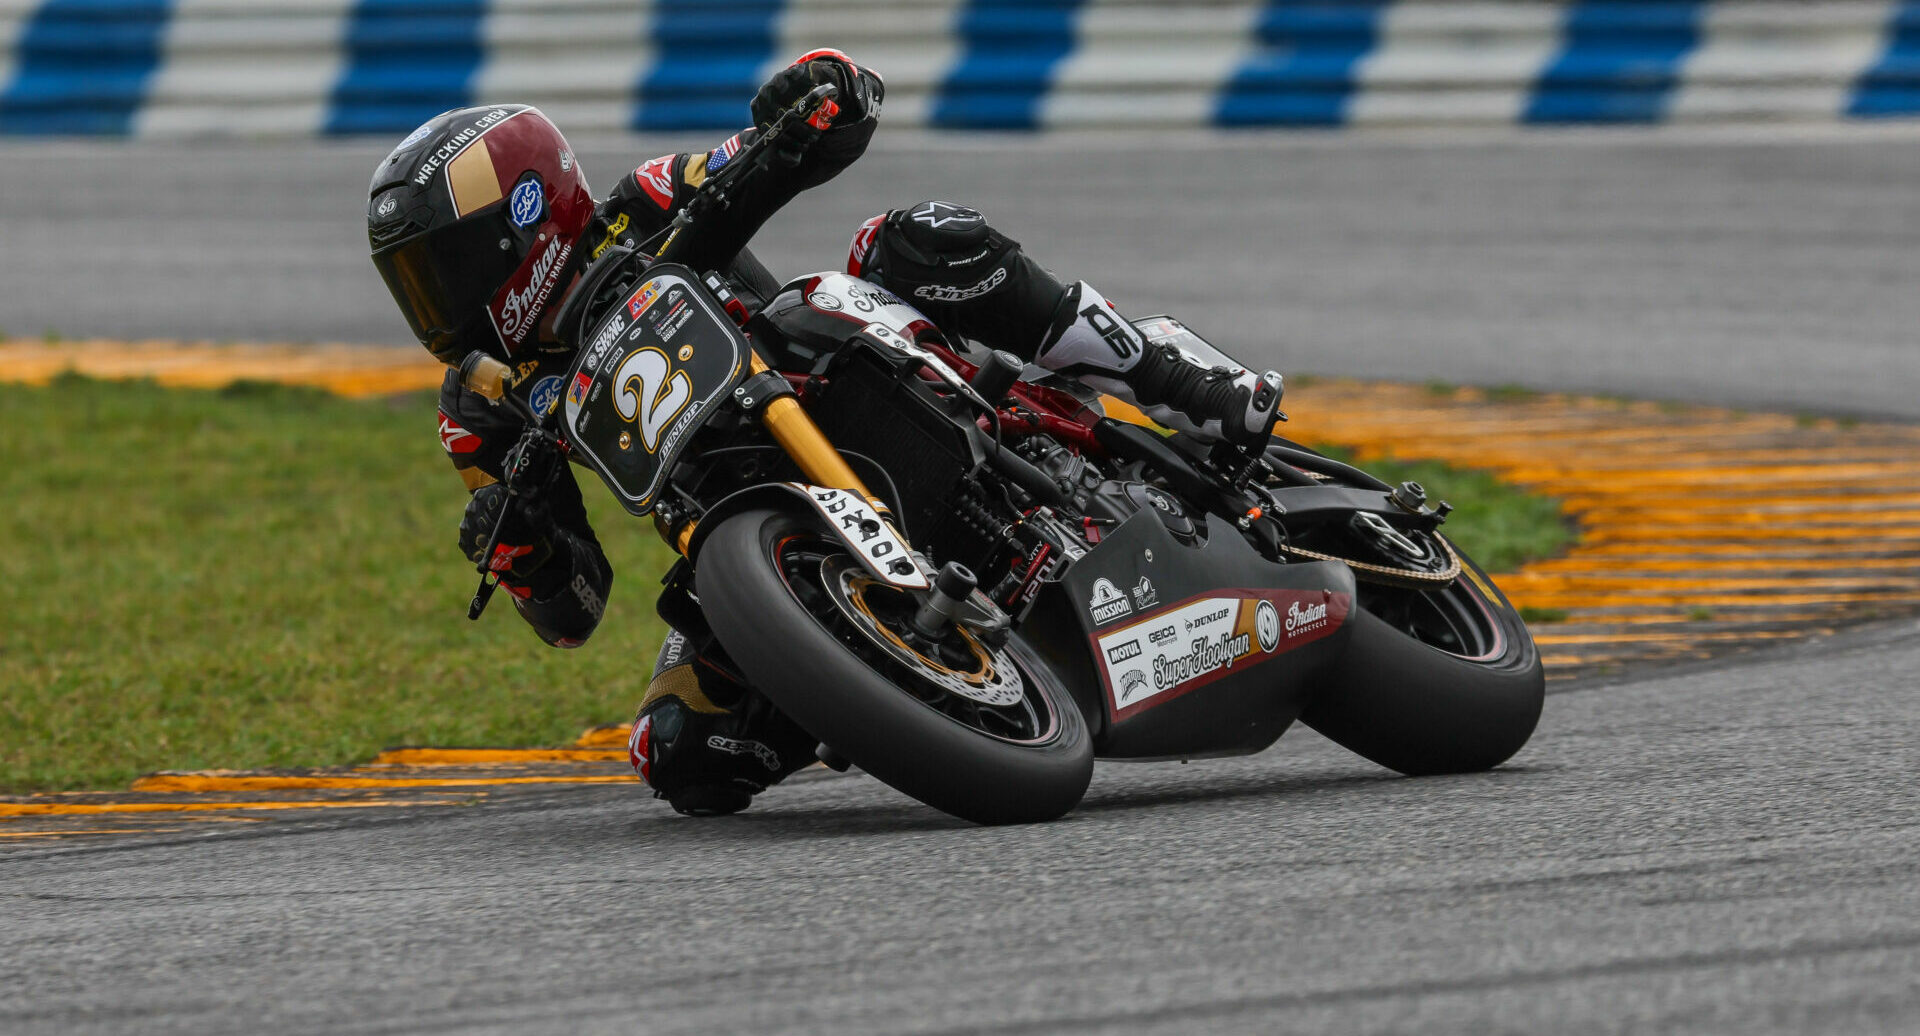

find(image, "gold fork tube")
[748,352,892,517]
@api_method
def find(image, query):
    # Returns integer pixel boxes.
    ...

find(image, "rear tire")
[1300,548,1544,775]
[696,508,1094,824]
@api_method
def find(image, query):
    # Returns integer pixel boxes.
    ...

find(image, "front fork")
[653,348,902,557]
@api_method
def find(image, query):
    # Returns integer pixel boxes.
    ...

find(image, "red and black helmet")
[367,105,595,365]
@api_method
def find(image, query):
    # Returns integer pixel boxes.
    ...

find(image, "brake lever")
[457,350,560,619]
[466,424,566,620]
[468,523,507,618]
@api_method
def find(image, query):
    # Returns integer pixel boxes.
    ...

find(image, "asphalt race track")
[5,128,1920,1033]
[5,626,1918,1035]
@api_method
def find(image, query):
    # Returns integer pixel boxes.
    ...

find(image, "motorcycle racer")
[366,50,1286,816]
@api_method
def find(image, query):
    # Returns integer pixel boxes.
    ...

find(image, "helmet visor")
[371,210,528,356]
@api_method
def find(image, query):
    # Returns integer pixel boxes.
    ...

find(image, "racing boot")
[627,631,818,816]
[1036,281,1284,448]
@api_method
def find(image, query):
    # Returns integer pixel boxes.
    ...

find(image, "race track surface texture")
[5,129,1919,1032]
[4,623,1918,1035]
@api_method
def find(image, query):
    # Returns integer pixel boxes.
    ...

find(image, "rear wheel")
[1133,438,1543,775]
[695,507,1094,824]
[1299,540,1544,775]
[1256,445,1543,774]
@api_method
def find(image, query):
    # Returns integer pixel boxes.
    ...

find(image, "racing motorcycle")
[461,87,1543,824]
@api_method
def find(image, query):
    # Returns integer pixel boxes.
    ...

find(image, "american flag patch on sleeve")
[706,132,744,174]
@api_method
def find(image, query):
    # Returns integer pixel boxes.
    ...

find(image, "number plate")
[563,264,748,515]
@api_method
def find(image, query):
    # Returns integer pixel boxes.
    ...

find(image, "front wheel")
[1299,543,1545,775]
[695,507,1094,825]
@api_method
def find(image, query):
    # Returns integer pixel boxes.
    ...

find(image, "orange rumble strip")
[0,341,445,398]
[130,774,634,792]
[1284,381,1920,681]
[572,725,634,748]
[0,799,468,818]
[368,747,627,766]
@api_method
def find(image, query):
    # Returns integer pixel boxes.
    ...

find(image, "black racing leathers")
[846,200,1070,359]
[435,109,875,649]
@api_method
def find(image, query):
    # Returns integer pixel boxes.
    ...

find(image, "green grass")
[1483,383,1541,404]
[1,378,1574,793]
[1309,445,1573,575]
[2,376,679,793]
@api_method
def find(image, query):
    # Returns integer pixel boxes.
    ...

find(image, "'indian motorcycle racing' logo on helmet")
[490,235,573,350]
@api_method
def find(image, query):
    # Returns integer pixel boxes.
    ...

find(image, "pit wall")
[1,0,1916,137]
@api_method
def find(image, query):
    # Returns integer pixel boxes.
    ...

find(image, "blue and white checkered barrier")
[2,1,1917,137]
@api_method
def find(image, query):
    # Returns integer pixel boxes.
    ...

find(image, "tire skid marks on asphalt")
[1283,380,1920,679]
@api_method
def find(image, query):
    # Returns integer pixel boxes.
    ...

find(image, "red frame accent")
[914,341,1109,456]
[764,334,1112,455]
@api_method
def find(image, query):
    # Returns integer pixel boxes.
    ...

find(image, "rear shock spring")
[952,482,1007,541]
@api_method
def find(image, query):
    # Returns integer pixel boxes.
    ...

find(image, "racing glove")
[457,430,569,591]
[458,483,558,590]
[750,50,884,167]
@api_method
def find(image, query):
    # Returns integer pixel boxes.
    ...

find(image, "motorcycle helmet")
[368,105,594,364]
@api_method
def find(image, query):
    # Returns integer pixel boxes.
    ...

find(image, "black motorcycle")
[461,87,1543,824]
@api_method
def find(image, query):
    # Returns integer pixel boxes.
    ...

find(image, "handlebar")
[457,351,559,619]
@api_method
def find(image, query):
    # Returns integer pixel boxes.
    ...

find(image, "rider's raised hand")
[748,49,885,174]
[751,49,883,130]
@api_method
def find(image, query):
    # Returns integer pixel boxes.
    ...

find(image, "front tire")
[1300,547,1544,775]
[695,507,1094,825]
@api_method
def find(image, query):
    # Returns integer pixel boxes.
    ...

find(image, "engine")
[1022,439,1203,546]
